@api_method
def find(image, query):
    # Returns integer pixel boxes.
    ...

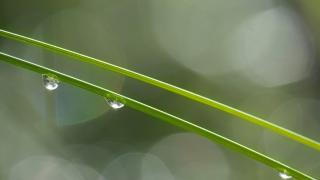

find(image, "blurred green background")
[0,0,320,179]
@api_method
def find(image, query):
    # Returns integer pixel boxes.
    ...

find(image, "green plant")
[0,29,318,179]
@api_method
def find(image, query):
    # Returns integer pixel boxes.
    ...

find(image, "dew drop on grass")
[42,74,59,91]
[105,97,124,110]
[279,171,292,179]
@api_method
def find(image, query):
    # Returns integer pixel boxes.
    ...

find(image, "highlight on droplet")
[278,171,292,179]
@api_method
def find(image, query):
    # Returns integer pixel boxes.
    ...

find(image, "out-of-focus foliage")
[0,0,319,179]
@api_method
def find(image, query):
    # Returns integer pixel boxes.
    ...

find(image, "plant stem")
[0,29,319,152]
[0,52,316,180]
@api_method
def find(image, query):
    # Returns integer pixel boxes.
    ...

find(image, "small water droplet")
[105,97,124,109]
[42,74,59,91]
[279,172,292,179]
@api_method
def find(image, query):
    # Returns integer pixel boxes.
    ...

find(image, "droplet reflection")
[105,97,124,110]
[42,74,59,91]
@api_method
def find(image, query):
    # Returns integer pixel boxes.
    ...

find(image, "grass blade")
[0,51,316,180]
[0,29,319,152]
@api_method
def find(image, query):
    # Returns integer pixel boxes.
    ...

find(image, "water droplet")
[42,74,59,91]
[105,97,124,109]
[279,171,292,179]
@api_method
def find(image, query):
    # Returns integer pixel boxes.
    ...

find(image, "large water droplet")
[42,74,59,91]
[105,97,124,110]
[279,171,292,179]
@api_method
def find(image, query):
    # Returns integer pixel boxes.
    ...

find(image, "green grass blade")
[0,51,316,180]
[0,29,319,152]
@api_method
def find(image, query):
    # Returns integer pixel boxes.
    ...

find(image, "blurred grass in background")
[0,0,319,179]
